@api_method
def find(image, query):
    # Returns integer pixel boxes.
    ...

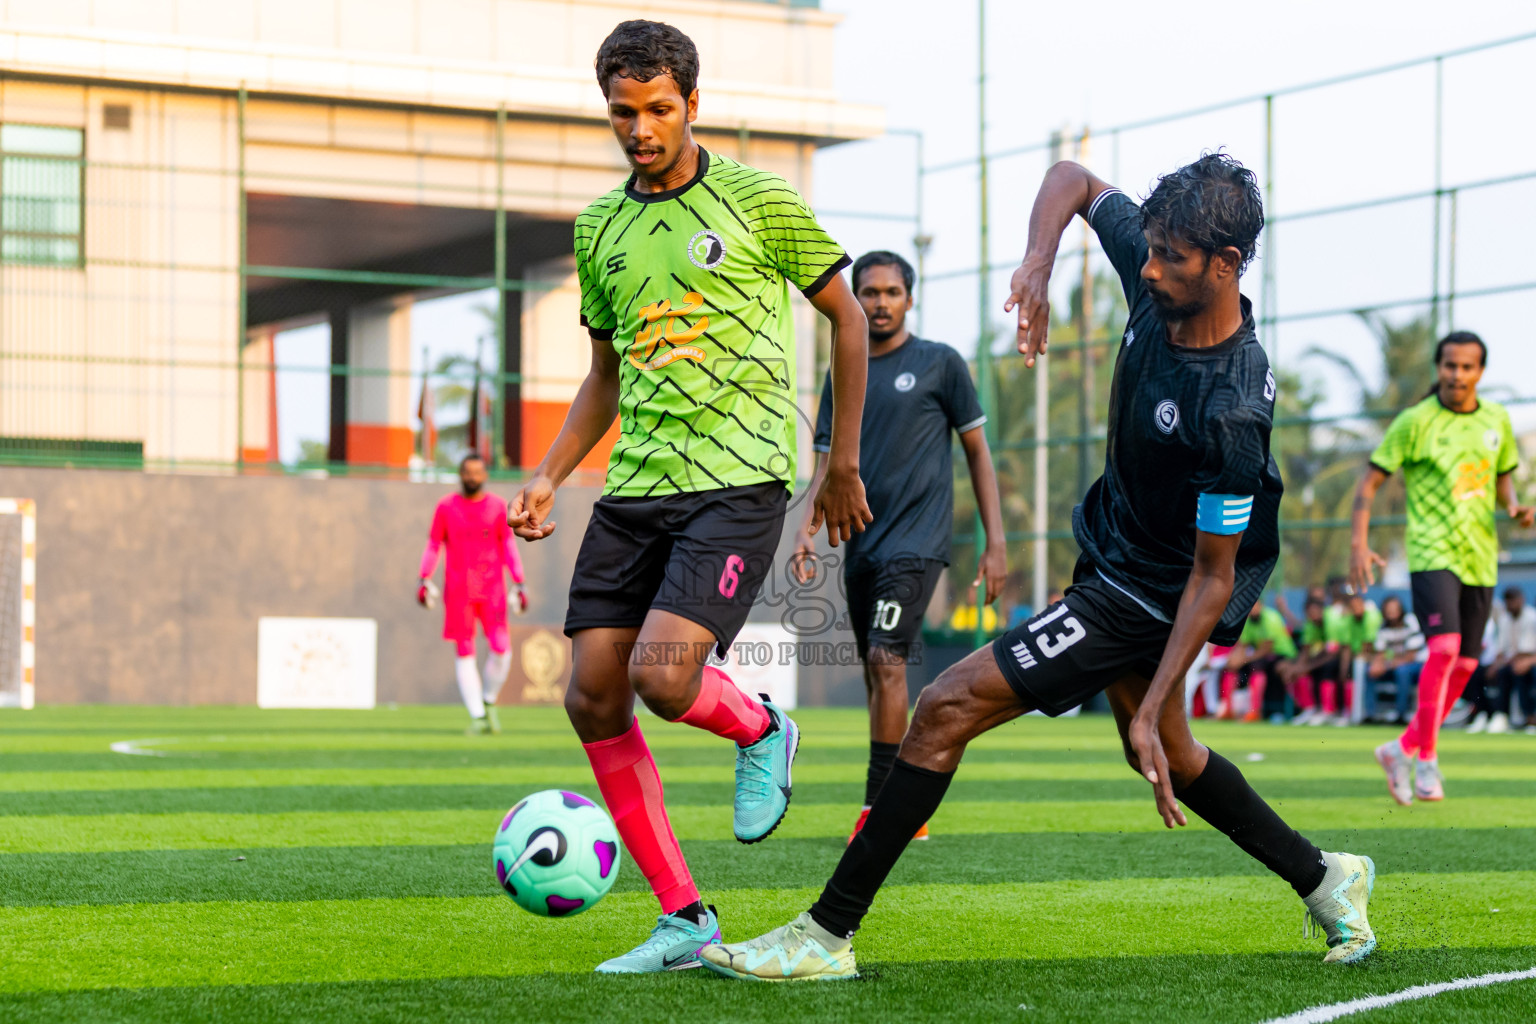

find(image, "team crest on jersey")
[1264,369,1276,401]
[687,229,727,270]
[1484,428,1502,452]
[1154,399,1180,434]
[894,372,916,392]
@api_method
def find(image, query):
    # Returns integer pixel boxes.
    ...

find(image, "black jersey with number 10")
[1074,189,1283,646]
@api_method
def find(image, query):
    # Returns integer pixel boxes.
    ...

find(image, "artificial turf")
[1,706,1533,1022]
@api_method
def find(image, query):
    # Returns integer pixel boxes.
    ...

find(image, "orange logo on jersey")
[630,292,709,370]
[1452,457,1492,502]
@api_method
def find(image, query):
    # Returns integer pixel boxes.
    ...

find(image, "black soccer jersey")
[811,337,986,574]
[1074,188,1283,646]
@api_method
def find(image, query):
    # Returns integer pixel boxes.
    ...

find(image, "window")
[1,124,84,267]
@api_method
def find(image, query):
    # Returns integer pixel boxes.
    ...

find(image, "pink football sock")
[1249,671,1268,714]
[1219,671,1238,707]
[677,666,770,745]
[1293,675,1315,710]
[1439,657,1479,725]
[582,718,698,915]
[1320,680,1339,716]
[1399,633,1461,760]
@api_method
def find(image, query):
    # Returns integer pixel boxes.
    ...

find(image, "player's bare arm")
[793,450,829,584]
[959,425,1007,604]
[1349,464,1390,591]
[807,272,873,547]
[1005,160,1113,366]
[1498,470,1536,529]
[509,331,620,541]
[1132,529,1242,829]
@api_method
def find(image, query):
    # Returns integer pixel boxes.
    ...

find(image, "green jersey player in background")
[508,19,871,973]
[1353,331,1534,804]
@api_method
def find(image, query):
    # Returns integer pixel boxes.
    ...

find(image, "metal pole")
[1076,128,1093,499]
[1447,188,1458,330]
[973,0,992,648]
[236,82,248,473]
[494,102,507,468]
[1032,321,1049,613]
[1261,94,1275,353]
[1431,56,1443,336]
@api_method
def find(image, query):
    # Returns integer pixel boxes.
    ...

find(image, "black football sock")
[864,740,900,806]
[1175,750,1328,898]
[670,899,709,929]
[810,758,954,939]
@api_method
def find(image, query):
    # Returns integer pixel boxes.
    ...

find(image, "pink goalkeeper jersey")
[419,493,523,602]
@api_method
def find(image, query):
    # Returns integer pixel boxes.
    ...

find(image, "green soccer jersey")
[573,149,849,497]
[1239,606,1297,659]
[1370,395,1520,586]
[1327,608,1381,654]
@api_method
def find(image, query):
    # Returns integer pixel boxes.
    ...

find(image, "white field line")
[1257,966,1536,1024]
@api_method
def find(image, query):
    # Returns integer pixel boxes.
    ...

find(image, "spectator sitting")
[1484,586,1536,735]
[1280,596,1342,725]
[1364,595,1424,724]
[1219,600,1296,722]
[1330,591,1381,725]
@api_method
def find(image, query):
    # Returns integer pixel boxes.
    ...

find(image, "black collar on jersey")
[1432,392,1481,415]
[1163,294,1257,360]
[624,147,710,203]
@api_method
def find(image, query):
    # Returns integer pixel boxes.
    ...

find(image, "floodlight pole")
[236,82,248,473]
[494,102,507,469]
[973,0,992,649]
[1430,57,1443,337]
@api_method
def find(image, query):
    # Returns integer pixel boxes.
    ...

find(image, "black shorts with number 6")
[992,559,1176,716]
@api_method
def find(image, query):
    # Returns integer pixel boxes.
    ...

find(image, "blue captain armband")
[1196,493,1253,535]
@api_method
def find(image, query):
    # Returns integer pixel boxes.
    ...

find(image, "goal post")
[0,498,35,710]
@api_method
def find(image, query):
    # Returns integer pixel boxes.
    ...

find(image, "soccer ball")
[492,789,621,917]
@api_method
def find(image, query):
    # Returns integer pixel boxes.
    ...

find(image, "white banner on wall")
[717,622,797,710]
[257,617,378,709]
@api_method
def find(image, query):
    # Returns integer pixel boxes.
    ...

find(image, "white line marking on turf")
[109,738,174,757]
[1257,967,1536,1024]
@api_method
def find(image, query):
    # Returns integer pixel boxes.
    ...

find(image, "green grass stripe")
[3,949,1535,1024]
[3,828,1529,908]
[7,796,1534,854]
[9,751,1536,794]
[10,773,1536,819]
[4,872,1532,993]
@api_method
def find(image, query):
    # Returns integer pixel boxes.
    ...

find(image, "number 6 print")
[1028,603,1086,659]
[718,555,745,598]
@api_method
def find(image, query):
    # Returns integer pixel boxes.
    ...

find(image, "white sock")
[455,655,486,719]
[483,649,511,704]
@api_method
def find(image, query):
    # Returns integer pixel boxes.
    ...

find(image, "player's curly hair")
[594,20,699,99]
[851,250,915,294]
[1141,151,1264,275]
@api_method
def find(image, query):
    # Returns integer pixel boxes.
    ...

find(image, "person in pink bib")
[419,454,527,733]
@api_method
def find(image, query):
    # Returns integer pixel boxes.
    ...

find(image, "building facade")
[0,0,880,470]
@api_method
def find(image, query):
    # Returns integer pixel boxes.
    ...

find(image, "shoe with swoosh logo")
[698,911,858,982]
[733,699,799,844]
[593,905,721,974]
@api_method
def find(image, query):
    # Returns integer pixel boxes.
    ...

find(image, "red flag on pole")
[417,369,437,462]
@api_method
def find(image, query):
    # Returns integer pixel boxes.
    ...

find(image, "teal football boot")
[733,698,799,844]
[1303,851,1378,964]
[594,906,721,974]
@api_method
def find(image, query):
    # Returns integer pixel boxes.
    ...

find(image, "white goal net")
[0,498,35,709]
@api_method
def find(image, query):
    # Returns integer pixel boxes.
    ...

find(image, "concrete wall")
[6,465,910,706]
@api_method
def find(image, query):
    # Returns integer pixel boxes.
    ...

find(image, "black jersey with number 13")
[1074,188,1283,646]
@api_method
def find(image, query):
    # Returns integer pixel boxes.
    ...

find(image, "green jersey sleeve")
[1497,407,1520,475]
[573,209,619,340]
[1371,406,1417,474]
[742,176,849,298]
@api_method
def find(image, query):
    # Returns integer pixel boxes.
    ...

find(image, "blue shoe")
[593,906,721,974]
[733,698,798,844]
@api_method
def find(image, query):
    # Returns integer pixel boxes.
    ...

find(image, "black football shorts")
[992,560,1174,716]
[564,481,788,657]
[1410,569,1493,658]
[845,556,945,661]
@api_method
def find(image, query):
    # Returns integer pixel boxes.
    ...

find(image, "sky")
[277,1,1536,461]
[813,0,1536,426]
